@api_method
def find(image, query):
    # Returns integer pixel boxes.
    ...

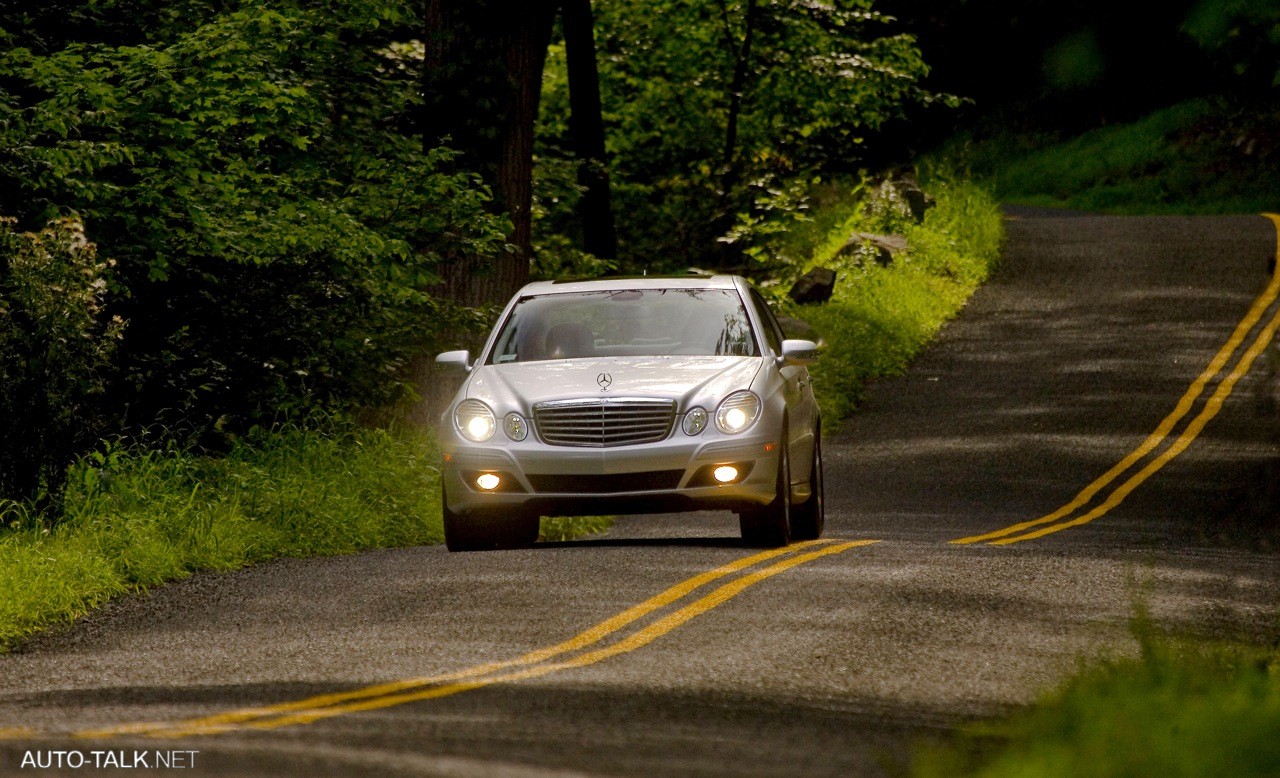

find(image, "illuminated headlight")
[682,407,708,436]
[715,391,761,434]
[455,399,496,442]
[504,412,529,441]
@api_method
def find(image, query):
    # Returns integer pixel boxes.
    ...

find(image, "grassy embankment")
[774,173,1005,423]
[915,619,1280,778]
[0,419,607,649]
[953,98,1280,215]
[0,173,1003,650]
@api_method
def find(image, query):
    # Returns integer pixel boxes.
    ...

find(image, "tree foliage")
[1183,0,1280,89]
[0,218,122,505]
[0,1,509,449]
[536,0,944,271]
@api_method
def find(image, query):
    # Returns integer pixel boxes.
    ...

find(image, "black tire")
[739,430,792,547]
[790,429,824,541]
[443,486,539,552]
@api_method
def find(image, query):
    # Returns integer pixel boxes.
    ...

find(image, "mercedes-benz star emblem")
[597,372,613,391]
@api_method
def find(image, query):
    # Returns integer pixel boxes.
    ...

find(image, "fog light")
[476,473,501,491]
[713,465,739,483]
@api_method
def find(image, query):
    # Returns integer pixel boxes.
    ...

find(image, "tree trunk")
[712,0,760,268]
[562,0,618,260]
[423,0,557,307]
[721,0,759,183]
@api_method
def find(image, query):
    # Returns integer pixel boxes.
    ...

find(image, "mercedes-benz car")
[435,274,823,551]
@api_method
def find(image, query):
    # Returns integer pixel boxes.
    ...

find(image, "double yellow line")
[75,538,877,739]
[954,213,1280,546]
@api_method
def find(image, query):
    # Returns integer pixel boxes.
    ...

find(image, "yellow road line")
[952,213,1280,546]
[76,540,834,739]
[161,540,879,736]
[993,291,1280,544]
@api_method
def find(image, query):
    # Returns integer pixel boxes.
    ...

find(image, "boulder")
[787,267,837,304]
[837,232,908,267]
[891,178,935,223]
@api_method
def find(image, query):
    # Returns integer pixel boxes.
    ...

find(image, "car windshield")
[487,288,759,363]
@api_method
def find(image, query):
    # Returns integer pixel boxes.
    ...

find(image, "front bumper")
[441,431,780,517]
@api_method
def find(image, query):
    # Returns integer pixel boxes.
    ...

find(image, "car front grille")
[533,398,676,447]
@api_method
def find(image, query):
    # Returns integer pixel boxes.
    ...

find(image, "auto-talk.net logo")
[597,373,612,391]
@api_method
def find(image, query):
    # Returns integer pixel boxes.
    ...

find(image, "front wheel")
[443,487,539,552]
[739,432,792,547]
[791,430,824,541]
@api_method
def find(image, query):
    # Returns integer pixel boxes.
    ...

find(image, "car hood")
[467,356,763,412]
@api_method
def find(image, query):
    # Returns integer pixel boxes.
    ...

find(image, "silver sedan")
[436,274,823,551]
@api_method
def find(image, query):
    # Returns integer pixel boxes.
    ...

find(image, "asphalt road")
[2,211,1280,776]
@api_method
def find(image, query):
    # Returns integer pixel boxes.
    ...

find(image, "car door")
[747,289,815,482]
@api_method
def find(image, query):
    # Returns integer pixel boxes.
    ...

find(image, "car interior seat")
[544,322,595,359]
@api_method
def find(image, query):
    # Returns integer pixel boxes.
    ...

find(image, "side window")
[748,289,783,355]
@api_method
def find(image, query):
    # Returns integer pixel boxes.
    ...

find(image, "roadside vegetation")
[0,421,443,648]
[951,99,1280,215]
[766,174,1003,423]
[914,618,1280,778]
[0,0,969,645]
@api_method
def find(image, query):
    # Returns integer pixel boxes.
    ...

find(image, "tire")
[739,429,792,547]
[443,485,539,552]
[790,429,824,541]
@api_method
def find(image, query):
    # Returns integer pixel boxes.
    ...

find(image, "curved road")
[2,211,1280,776]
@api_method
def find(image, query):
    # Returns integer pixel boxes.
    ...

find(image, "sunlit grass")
[540,516,612,542]
[914,626,1280,778]
[0,422,444,648]
[785,175,1004,423]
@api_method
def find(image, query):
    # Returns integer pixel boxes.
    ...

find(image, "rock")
[837,232,908,267]
[787,267,837,304]
[891,178,936,223]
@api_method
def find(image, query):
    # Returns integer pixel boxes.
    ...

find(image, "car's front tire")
[442,488,539,552]
[791,429,824,541]
[739,429,792,547]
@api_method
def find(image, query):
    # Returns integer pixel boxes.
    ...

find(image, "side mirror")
[779,339,820,367]
[435,350,472,372]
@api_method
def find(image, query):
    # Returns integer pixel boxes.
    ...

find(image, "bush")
[0,3,511,439]
[0,218,123,506]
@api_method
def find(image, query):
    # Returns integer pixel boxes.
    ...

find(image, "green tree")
[536,0,941,271]
[1184,0,1280,89]
[423,0,560,306]
[0,1,510,438]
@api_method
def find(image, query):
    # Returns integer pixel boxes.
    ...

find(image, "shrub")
[0,218,124,506]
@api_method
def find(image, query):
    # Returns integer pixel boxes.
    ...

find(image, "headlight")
[715,391,761,434]
[504,412,529,441]
[682,407,708,436]
[455,399,496,442]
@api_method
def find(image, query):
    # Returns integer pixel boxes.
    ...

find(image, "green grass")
[914,627,1280,778]
[777,174,1004,423]
[0,422,445,648]
[953,98,1280,214]
[0,420,612,649]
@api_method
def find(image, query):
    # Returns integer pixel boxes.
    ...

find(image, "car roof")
[517,274,744,296]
